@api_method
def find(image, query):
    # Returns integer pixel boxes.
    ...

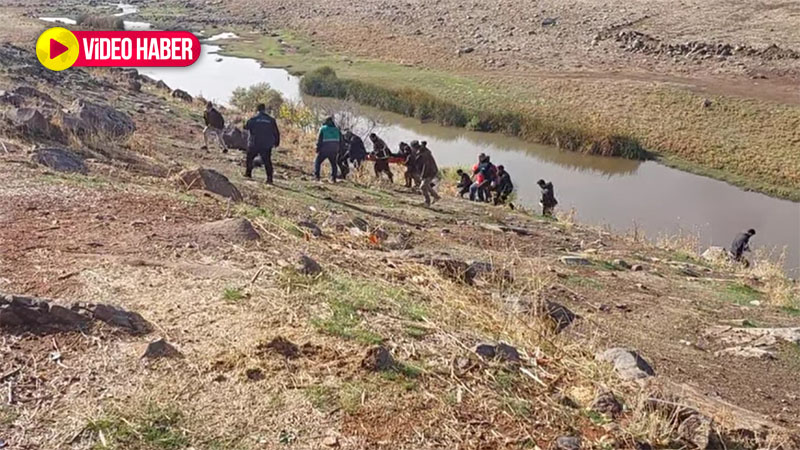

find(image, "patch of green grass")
[87,405,188,450]
[718,283,764,306]
[778,343,800,370]
[311,299,383,345]
[400,302,428,322]
[222,287,245,302]
[564,275,603,290]
[585,409,611,425]
[493,370,520,391]
[304,385,338,413]
[0,406,18,426]
[593,260,623,271]
[781,306,800,317]
[404,324,428,340]
[338,382,365,414]
[235,205,304,237]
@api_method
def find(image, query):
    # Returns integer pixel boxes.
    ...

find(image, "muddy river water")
[39,7,799,272]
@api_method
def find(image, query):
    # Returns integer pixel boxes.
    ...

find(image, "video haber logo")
[37,27,201,71]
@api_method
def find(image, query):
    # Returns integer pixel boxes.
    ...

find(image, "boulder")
[11,108,59,139]
[297,220,323,237]
[0,294,88,330]
[193,218,260,243]
[155,79,170,90]
[555,436,580,450]
[171,89,193,102]
[296,254,322,276]
[85,303,151,334]
[128,80,142,92]
[175,168,243,201]
[596,348,655,380]
[31,148,87,174]
[60,99,136,139]
[222,126,249,151]
[12,86,57,104]
[474,342,520,363]
[142,338,182,359]
[361,346,395,371]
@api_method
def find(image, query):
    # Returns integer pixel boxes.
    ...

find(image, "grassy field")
[222,31,800,200]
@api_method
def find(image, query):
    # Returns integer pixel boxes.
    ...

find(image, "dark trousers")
[337,153,350,179]
[405,170,421,188]
[374,159,393,182]
[315,149,338,181]
[246,146,273,182]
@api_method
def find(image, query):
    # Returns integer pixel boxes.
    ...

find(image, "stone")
[0,90,23,107]
[542,17,558,27]
[596,348,655,380]
[474,343,496,359]
[11,108,60,139]
[714,346,776,360]
[677,413,718,449]
[60,99,136,139]
[613,259,631,270]
[538,299,576,332]
[701,247,731,264]
[142,338,182,359]
[474,342,520,363]
[322,435,339,447]
[12,86,57,104]
[155,79,170,90]
[560,256,591,266]
[631,264,644,271]
[361,346,395,371]
[0,293,88,329]
[175,168,243,201]
[297,220,323,237]
[555,436,580,450]
[171,89,193,102]
[591,391,623,415]
[457,46,475,55]
[31,148,87,174]
[245,368,265,381]
[297,254,322,276]
[222,126,249,151]
[128,80,142,92]
[193,218,260,243]
[88,303,151,334]
[349,217,369,232]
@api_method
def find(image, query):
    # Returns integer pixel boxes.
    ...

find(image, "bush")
[76,14,125,30]
[231,83,284,114]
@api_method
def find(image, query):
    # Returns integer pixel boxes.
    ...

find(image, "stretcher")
[365,154,406,164]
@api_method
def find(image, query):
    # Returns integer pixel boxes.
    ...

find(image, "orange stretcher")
[366,154,406,164]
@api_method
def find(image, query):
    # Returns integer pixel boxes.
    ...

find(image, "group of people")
[205,102,758,265]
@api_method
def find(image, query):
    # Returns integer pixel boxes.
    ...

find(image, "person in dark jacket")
[414,141,440,206]
[492,165,513,205]
[203,101,228,153]
[336,133,351,180]
[369,133,393,182]
[730,229,756,266]
[243,103,280,183]
[315,117,341,182]
[456,169,472,197]
[344,130,367,168]
[401,141,421,188]
[537,179,558,216]
[473,155,496,202]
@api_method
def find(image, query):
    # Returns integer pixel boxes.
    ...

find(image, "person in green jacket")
[315,117,342,182]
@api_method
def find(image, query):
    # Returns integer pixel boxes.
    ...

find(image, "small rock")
[175,168,243,201]
[542,17,558,26]
[171,89,193,102]
[322,435,339,447]
[349,217,369,231]
[245,368,265,381]
[613,259,631,269]
[560,256,591,266]
[142,338,182,359]
[87,303,150,334]
[596,348,655,380]
[31,148,87,174]
[591,391,623,415]
[474,343,496,359]
[677,413,718,449]
[457,46,475,55]
[631,264,644,271]
[296,254,322,276]
[702,98,713,108]
[297,220,323,237]
[361,346,394,371]
[495,342,521,363]
[555,435,580,450]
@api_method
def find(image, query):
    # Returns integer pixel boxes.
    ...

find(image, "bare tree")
[305,97,384,140]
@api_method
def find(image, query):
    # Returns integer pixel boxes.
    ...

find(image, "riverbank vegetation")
[76,13,124,30]
[222,32,800,201]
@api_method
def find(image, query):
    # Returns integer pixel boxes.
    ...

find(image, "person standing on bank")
[730,229,756,267]
[414,141,440,206]
[202,101,228,153]
[537,179,558,216]
[344,130,367,168]
[244,103,280,183]
[315,117,342,182]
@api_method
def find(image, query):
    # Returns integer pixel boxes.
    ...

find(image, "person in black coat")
[344,130,367,168]
[456,169,472,197]
[730,229,756,266]
[202,101,228,153]
[243,103,280,183]
[493,165,513,205]
[537,179,558,216]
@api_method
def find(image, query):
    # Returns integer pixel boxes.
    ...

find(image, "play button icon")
[36,27,80,71]
[50,39,69,59]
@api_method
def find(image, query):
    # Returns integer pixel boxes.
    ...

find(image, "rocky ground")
[1,12,800,449]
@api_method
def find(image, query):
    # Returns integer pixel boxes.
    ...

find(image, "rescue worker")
[243,103,280,183]
[336,133,351,180]
[456,169,472,197]
[730,229,756,267]
[469,154,487,202]
[344,130,367,168]
[472,154,496,202]
[415,140,440,206]
[402,141,421,188]
[369,133,393,182]
[538,179,558,216]
[315,117,341,182]
[202,101,228,153]
[492,165,513,205]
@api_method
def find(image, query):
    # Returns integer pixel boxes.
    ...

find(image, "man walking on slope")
[538,179,558,216]
[730,229,756,267]
[315,117,341,182]
[203,101,228,153]
[244,103,280,183]
[413,141,440,206]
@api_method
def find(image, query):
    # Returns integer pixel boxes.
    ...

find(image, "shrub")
[231,82,284,114]
[76,14,124,30]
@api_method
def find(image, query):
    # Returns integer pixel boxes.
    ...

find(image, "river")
[37,8,800,273]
